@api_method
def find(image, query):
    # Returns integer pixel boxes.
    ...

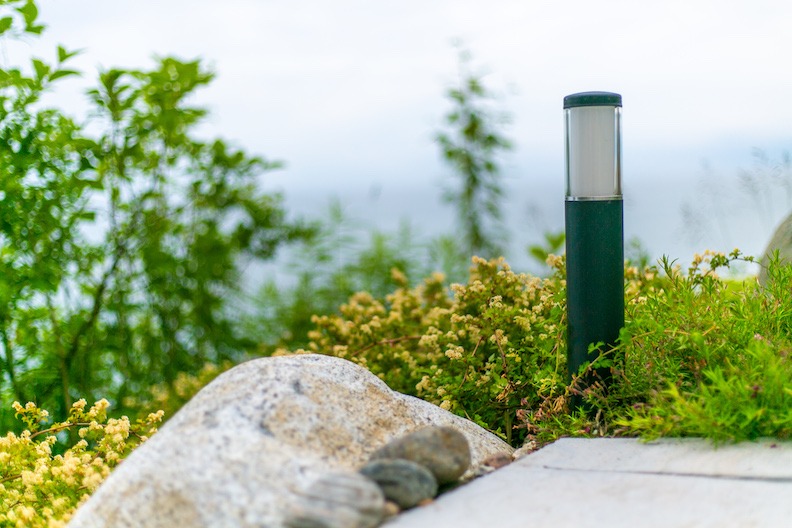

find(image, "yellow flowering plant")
[301,257,568,445]
[299,250,792,446]
[0,400,163,527]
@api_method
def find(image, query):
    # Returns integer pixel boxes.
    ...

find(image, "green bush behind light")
[298,250,792,447]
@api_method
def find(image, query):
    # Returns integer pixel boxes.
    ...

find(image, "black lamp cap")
[563,91,622,109]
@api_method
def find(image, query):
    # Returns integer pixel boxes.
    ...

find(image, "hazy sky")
[12,1,792,266]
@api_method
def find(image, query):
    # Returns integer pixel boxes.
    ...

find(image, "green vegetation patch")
[297,250,792,447]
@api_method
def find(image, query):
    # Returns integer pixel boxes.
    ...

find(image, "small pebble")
[370,426,471,484]
[482,452,513,469]
[360,458,438,509]
[284,472,385,528]
[512,440,538,460]
[383,501,401,518]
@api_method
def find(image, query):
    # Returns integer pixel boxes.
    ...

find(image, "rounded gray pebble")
[284,472,385,528]
[360,458,438,509]
[370,426,471,484]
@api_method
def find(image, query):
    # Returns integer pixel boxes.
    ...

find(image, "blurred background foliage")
[0,0,314,431]
[0,0,521,433]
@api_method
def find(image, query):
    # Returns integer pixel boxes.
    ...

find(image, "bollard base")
[565,199,624,409]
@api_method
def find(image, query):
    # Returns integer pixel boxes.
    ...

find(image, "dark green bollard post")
[563,91,625,408]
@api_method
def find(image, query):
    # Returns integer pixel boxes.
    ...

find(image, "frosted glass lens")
[566,106,620,198]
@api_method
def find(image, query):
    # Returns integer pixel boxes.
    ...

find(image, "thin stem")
[29,421,91,440]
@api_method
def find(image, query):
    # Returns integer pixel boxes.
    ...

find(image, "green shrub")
[612,251,792,442]
[299,256,568,446]
[298,250,792,446]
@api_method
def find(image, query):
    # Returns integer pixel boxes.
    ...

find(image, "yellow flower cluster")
[0,399,164,527]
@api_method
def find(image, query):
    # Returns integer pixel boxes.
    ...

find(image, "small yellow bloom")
[545,254,563,268]
[444,346,464,360]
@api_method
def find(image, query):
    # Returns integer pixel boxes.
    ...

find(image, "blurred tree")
[436,47,512,260]
[0,0,310,430]
[248,201,422,354]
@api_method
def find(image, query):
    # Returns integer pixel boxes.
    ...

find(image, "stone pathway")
[385,438,792,528]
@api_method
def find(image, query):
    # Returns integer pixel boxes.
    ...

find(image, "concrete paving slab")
[386,438,792,528]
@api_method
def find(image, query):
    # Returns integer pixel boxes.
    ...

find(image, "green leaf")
[32,58,49,81]
[57,45,81,63]
[0,17,13,34]
[16,0,38,26]
[49,69,80,82]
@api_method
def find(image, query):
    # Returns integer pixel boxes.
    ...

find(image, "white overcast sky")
[9,0,792,263]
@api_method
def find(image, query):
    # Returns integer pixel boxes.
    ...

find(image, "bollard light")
[563,91,624,407]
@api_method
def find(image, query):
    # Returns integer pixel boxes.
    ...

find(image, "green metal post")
[565,200,624,380]
[563,92,624,407]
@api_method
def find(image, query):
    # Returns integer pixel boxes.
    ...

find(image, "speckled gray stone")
[760,211,792,284]
[360,459,438,509]
[370,426,472,484]
[284,472,384,528]
[67,354,512,527]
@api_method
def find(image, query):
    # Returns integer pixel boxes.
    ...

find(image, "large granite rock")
[760,211,792,285]
[68,354,512,528]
